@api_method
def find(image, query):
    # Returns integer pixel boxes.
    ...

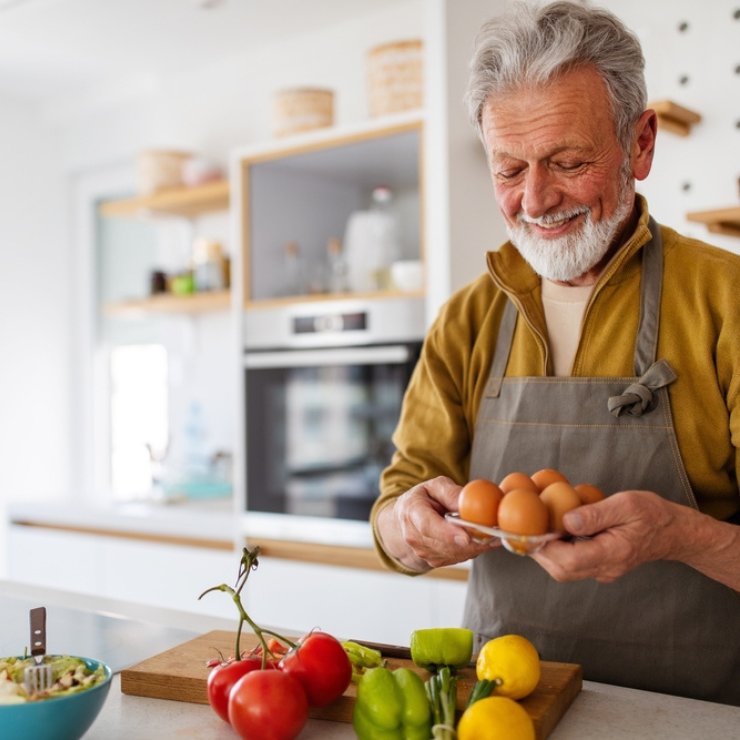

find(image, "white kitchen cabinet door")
[430,579,468,628]
[8,526,101,595]
[242,556,457,644]
[100,539,238,620]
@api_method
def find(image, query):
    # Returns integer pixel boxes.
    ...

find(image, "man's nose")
[521,166,560,218]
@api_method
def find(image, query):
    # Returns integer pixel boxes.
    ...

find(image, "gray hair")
[465,1,647,153]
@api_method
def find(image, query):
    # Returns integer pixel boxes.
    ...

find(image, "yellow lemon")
[457,696,535,740]
[475,634,541,700]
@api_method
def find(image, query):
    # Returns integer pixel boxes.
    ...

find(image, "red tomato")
[250,637,289,660]
[278,631,352,708]
[228,669,308,740]
[207,658,272,723]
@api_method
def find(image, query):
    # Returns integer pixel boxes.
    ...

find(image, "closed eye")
[555,161,586,172]
[494,167,525,181]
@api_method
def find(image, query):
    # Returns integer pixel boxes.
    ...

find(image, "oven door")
[244,344,419,522]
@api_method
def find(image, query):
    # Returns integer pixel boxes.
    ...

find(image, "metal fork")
[24,607,53,694]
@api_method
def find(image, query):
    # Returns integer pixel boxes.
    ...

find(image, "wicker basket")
[274,88,334,137]
[136,150,193,196]
[367,39,423,117]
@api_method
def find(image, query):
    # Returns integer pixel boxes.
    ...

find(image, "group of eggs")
[457,469,605,538]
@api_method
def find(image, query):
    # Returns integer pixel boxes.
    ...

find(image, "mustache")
[517,206,591,226]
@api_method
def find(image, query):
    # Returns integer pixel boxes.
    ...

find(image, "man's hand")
[532,490,740,589]
[376,476,500,572]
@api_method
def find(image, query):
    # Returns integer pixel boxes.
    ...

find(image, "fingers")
[395,477,500,569]
[532,535,624,582]
[536,491,676,582]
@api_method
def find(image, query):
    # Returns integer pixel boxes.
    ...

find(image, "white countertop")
[2,581,739,739]
[7,498,238,544]
[7,498,377,549]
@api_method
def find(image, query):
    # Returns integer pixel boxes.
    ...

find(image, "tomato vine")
[198,545,297,669]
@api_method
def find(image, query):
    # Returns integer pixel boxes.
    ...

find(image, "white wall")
[613,0,740,256]
[0,96,68,576]
[55,2,425,171]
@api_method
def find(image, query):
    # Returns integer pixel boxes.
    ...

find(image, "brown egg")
[531,468,569,492]
[459,479,504,528]
[539,481,582,532]
[499,472,539,495]
[574,483,606,505]
[497,488,549,536]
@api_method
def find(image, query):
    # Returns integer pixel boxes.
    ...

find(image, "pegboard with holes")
[607,0,740,254]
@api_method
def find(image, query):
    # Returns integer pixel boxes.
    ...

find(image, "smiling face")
[481,65,655,285]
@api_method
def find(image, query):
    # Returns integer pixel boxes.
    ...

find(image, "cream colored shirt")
[541,279,594,375]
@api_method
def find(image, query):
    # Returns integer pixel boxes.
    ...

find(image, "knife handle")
[348,639,412,660]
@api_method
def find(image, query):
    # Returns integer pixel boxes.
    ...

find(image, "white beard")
[506,188,633,282]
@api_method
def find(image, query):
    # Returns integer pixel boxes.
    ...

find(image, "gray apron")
[462,219,740,705]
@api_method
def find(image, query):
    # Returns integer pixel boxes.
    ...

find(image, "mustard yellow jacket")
[372,197,740,573]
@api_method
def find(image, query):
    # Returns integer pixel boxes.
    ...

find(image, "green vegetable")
[425,666,458,740]
[465,678,496,708]
[341,641,383,681]
[352,666,432,740]
[409,628,474,672]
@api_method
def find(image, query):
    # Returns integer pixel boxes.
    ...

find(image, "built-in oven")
[242,297,424,540]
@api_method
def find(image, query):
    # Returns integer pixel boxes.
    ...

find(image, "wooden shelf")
[104,289,231,316]
[650,100,702,137]
[686,206,740,238]
[99,179,230,218]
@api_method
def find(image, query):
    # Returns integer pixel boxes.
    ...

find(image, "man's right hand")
[375,476,501,572]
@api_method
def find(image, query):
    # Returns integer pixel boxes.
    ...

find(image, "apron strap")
[634,217,663,376]
[485,298,518,398]
[607,217,678,417]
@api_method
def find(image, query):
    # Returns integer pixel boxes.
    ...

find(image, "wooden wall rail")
[11,520,234,552]
[246,537,469,582]
[10,521,469,582]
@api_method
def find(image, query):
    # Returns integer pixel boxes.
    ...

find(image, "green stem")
[465,679,496,708]
[426,668,458,740]
[198,546,297,667]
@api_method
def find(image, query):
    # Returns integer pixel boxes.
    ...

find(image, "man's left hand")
[532,490,693,583]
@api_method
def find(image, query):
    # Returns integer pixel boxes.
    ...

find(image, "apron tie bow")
[607,359,678,418]
[607,383,655,416]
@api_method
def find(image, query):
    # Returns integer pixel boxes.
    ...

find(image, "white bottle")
[344,185,401,293]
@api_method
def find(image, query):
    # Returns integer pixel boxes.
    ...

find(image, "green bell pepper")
[409,628,474,672]
[342,640,383,681]
[352,666,432,740]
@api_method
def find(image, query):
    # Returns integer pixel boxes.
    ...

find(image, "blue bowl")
[2,656,113,740]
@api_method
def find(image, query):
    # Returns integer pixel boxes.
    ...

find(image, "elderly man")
[372,0,740,706]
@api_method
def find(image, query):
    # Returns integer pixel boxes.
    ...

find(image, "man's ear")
[631,109,657,181]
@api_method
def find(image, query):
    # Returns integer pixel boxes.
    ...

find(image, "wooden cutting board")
[121,630,582,740]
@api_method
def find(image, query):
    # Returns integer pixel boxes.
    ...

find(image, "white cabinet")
[229,555,467,644]
[8,526,101,596]
[8,526,237,621]
[8,524,467,642]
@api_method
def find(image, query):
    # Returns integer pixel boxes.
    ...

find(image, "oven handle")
[243,345,414,369]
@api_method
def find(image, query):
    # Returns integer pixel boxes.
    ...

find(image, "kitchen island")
[2,580,738,739]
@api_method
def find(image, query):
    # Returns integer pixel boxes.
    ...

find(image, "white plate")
[445,512,562,555]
